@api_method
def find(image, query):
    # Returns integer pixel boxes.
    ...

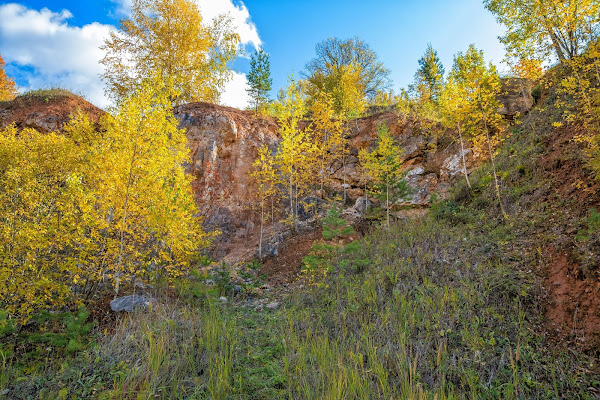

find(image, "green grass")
[2,88,84,106]
[280,217,597,399]
[3,87,600,397]
[4,211,597,398]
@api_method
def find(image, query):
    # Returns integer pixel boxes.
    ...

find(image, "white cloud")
[111,0,261,50]
[194,0,261,51]
[110,0,132,17]
[0,3,112,108]
[0,2,257,110]
[220,71,251,109]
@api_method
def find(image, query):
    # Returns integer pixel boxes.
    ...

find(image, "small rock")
[406,166,425,176]
[219,296,228,302]
[266,301,280,310]
[110,295,152,312]
[234,285,243,295]
[355,196,373,215]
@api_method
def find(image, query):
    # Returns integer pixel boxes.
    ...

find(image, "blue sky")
[0,0,506,109]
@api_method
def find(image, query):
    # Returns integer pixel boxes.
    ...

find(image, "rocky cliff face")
[332,113,468,207]
[0,91,103,133]
[0,85,532,262]
[175,105,472,260]
[174,102,280,247]
[498,78,534,118]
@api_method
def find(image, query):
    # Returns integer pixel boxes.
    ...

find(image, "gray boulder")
[355,196,373,215]
[110,295,153,312]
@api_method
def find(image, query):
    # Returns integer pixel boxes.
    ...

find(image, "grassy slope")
[3,83,600,399]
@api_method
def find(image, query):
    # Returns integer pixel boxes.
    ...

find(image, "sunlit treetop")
[101,0,240,105]
[485,0,600,63]
[0,54,18,101]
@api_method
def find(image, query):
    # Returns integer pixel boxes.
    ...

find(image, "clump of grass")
[5,87,89,107]
[0,306,94,387]
[281,216,596,398]
[2,279,287,399]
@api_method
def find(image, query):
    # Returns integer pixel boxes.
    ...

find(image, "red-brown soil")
[536,125,600,344]
[259,228,323,285]
[545,251,600,343]
[0,91,104,133]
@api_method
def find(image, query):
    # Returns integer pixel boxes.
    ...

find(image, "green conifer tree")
[247,48,273,111]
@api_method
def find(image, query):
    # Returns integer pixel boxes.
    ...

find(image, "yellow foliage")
[309,92,348,193]
[0,77,209,321]
[0,125,89,318]
[250,145,278,258]
[307,63,367,119]
[359,124,406,227]
[0,54,18,101]
[485,0,600,63]
[440,45,508,218]
[274,76,317,223]
[442,46,506,161]
[101,0,240,105]
[556,39,600,178]
[512,58,544,80]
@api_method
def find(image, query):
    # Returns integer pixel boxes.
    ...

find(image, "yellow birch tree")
[275,76,316,224]
[448,45,508,218]
[485,0,600,63]
[250,145,278,259]
[0,54,18,101]
[359,124,408,227]
[101,0,240,104]
[309,92,347,196]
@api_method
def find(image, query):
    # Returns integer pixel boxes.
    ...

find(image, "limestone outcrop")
[498,77,534,118]
[0,94,475,262]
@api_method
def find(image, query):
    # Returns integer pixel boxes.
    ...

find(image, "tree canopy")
[247,48,273,111]
[359,124,408,227]
[444,45,508,218]
[304,37,392,106]
[0,77,208,320]
[414,44,445,103]
[0,54,18,101]
[101,0,240,105]
[485,0,600,63]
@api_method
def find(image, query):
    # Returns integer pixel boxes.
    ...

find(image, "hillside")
[1,77,600,398]
[3,0,600,397]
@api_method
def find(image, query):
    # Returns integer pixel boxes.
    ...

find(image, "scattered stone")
[406,166,425,176]
[266,301,280,310]
[234,285,243,295]
[355,196,373,215]
[133,276,153,290]
[110,295,152,312]
[298,196,326,221]
[219,296,228,302]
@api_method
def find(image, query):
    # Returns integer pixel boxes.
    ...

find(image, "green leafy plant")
[576,208,600,241]
[302,204,355,285]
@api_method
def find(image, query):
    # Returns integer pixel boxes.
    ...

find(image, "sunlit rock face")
[332,112,470,207]
[498,77,534,118]
[0,96,474,261]
[176,103,472,242]
[0,92,103,133]
[174,102,280,250]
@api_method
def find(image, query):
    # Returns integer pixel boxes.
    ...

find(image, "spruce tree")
[415,44,445,103]
[247,48,273,111]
